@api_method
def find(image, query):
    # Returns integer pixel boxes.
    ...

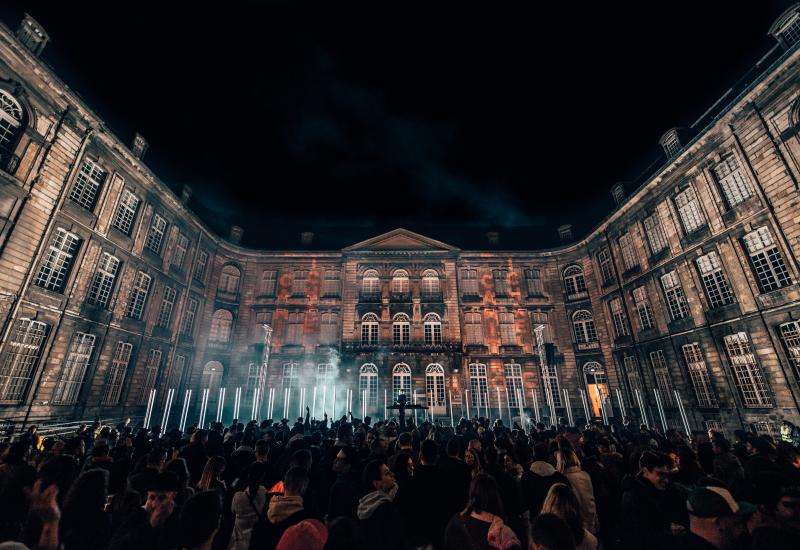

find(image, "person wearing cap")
[670,485,755,550]
[109,471,182,550]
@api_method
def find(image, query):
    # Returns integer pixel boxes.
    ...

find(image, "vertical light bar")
[332,386,337,420]
[413,389,418,424]
[198,388,210,428]
[634,388,650,428]
[496,387,503,421]
[579,388,591,424]
[516,388,525,432]
[484,388,490,421]
[615,388,627,424]
[384,388,388,421]
[215,387,225,423]
[363,389,367,420]
[179,389,192,432]
[531,389,541,423]
[312,386,317,419]
[448,390,454,427]
[465,389,471,419]
[674,390,692,440]
[562,389,574,426]
[322,385,328,417]
[653,388,667,432]
[160,388,174,432]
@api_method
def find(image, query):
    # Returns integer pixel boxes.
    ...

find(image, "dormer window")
[769,4,800,49]
[659,128,681,158]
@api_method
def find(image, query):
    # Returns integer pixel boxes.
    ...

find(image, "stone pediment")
[343,228,458,252]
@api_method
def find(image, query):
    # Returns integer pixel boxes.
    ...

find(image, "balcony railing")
[566,290,589,301]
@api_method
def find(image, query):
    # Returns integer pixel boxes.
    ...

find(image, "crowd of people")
[0,409,798,550]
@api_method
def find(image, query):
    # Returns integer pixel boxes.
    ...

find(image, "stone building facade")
[1,9,800,434]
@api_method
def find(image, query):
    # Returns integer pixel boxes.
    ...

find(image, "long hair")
[197,456,226,491]
[61,468,109,525]
[542,482,585,544]
[462,473,504,519]
[555,448,581,473]
[465,448,483,478]
[245,461,266,498]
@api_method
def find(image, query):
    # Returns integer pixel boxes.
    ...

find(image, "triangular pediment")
[343,228,458,252]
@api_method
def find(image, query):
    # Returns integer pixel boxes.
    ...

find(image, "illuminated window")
[285,311,304,344]
[421,269,440,299]
[723,332,771,408]
[35,228,81,293]
[713,154,752,208]
[359,364,378,406]
[86,252,120,309]
[461,269,479,296]
[391,269,409,295]
[69,158,106,211]
[282,362,299,389]
[261,270,277,296]
[563,265,587,297]
[111,189,140,235]
[53,332,96,404]
[103,342,132,406]
[392,363,412,401]
[424,313,442,345]
[649,350,675,407]
[743,227,792,292]
[682,343,718,408]
[138,349,161,405]
[542,363,562,407]
[597,249,614,284]
[632,286,655,331]
[468,363,488,408]
[218,265,241,295]
[322,270,340,297]
[499,310,516,345]
[493,269,509,297]
[125,271,152,320]
[609,298,629,338]
[643,211,668,255]
[660,271,689,321]
[362,269,380,298]
[291,270,308,297]
[426,364,445,408]
[145,213,167,255]
[209,309,233,343]
[465,311,483,345]
[696,251,734,308]
[361,313,379,345]
[156,287,177,329]
[572,310,598,346]
[0,319,48,402]
[675,187,706,234]
[505,363,524,407]
[619,232,638,271]
[392,313,410,346]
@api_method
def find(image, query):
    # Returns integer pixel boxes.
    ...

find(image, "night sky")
[0,1,794,249]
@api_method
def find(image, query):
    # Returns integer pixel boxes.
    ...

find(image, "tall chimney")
[301,232,314,246]
[557,224,573,242]
[16,14,49,56]
[229,225,243,244]
[180,184,192,204]
[132,133,148,160]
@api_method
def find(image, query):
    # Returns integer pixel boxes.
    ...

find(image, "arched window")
[218,265,241,295]
[393,313,410,346]
[361,313,379,345]
[583,362,608,418]
[563,265,587,296]
[0,90,24,168]
[572,310,597,346]
[201,361,224,391]
[421,269,440,299]
[362,269,380,298]
[426,364,446,409]
[209,309,233,343]
[392,363,412,401]
[391,269,409,295]
[423,313,442,345]
[359,363,378,406]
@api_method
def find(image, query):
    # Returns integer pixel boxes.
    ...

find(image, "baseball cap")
[687,486,756,517]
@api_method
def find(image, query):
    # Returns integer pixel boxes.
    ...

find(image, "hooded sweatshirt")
[357,490,393,520]
[268,495,304,524]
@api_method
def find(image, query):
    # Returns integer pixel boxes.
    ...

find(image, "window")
[218,265,241,295]
[70,158,106,210]
[291,270,308,297]
[209,309,233,343]
[320,311,338,344]
[35,228,80,292]
[0,319,48,402]
[138,349,161,405]
[169,354,186,390]
[53,332,96,404]
[525,268,543,295]
[391,269,409,295]
[662,132,681,158]
[426,364,446,408]
[181,297,199,337]
[623,354,643,398]
[661,271,690,321]
[682,343,718,408]
[421,269,440,299]
[619,232,639,271]
[584,362,608,417]
[362,269,380,298]
[282,362,299,389]
[392,363,412,401]
[469,363,488,408]
[697,251,734,308]
[597,249,614,284]
[86,252,120,309]
[542,364,563,407]
[563,265,587,297]
[201,361,223,391]
[393,313,410,346]
[424,313,442,345]
[285,312,304,344]
[505,363,524,407]
[461,269,479,296]
[713,154,752,208]
[112,189,140,235]
[0,90,23,163]
[245,363,265,403]
[317,363,336,387]
[572,310,598,347]
[360,364,378,406]
[125,271,152,320]
[723,332,772,407]
[649,350,675,407]
[322,270,340,297]
[609,298,629,338]
[643,211,668,255]
[145,213,167,255]
[156,287,177,329]
[499,310,516,345]
[361,313,379,345]
[743,227,792,292]
[675,187,706,234]
[780,18,800,46]
[465,311,483,345]
[531,311,552,343]
[632,286,655,331]
[493,269,509,297]
[705,420,725,436]
[193,250,209,282]
[261,270,277,296]
[172,233,189,269]
[779,321,800,381]
[102,342,132,406]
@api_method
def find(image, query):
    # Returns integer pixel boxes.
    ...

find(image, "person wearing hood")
[357,459,404,550]
[521,443,570,516]
[252,466,310,550]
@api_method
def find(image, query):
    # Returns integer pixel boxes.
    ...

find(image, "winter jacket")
[562,466,598,534]
[358,489,404,550]
[521,461,570,515]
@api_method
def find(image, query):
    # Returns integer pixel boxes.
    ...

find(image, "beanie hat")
[276,518,328,550]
